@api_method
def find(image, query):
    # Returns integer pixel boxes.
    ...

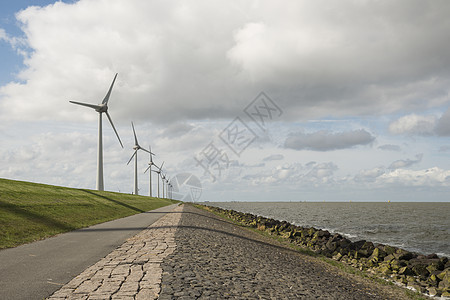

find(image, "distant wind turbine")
[127,122,152,195]
[152,161,164,198]
[144,145,156,197]
[69,73,123,191]
[164,176,170,199]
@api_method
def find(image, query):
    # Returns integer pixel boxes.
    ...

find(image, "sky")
[1,0,450,202]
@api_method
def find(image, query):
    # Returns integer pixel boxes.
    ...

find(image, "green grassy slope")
[0,178,179,249]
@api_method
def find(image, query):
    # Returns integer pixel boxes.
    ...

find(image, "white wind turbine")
[144,146,156,197]
[152,161,164,198]
[165,176,170,199]
[69,73,123,191]
[127,122,152,195]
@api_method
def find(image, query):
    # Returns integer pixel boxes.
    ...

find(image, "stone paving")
[46,204,182,300]
[158,204,409,300]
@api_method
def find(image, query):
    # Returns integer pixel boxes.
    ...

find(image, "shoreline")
[198,204,450,298]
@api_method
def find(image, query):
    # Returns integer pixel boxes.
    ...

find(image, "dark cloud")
[435,108,450,136]
[439,145,450,152]
[263,154,284,161]
[1,1,450,123]
[284,129,375,151]
[161,122,194,137]
[378,144,401,151]
[388,153,423,170]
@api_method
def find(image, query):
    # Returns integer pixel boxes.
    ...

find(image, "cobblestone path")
[47,205,182,300]
[159,204,408,300]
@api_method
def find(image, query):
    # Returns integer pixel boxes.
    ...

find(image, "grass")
[0,178,179,249]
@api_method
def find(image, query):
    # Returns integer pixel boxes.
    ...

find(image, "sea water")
[206,202,450,258]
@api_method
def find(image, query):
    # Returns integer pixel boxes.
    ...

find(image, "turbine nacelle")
[95,103,108,113]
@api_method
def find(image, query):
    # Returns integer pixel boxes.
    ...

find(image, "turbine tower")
[127,122,152,195]
[144,146,156,197]
[69,73,123,191]
[161,172,166,198]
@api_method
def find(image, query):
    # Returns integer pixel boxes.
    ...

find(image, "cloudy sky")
[1,0,450,201]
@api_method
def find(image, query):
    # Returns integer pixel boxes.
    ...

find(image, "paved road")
[0,203,179,300]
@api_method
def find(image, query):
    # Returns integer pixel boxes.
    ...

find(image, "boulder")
[426,260,445,273]
[382,245,397,255]
[411,264,430,278]
[437,269,450,289]
[437,268,449,280]
[377,264,392,276]
[383,254,395,262]
[337,238,352,249]
[398,266,414,276]
[326,240,337,252]
[370,247,387,262]
[333,253,343,261]
[427,287,441,297]
[351,240,367,251]
[394,249,416,261]
[427,274,440,287]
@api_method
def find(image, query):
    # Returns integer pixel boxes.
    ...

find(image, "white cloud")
[284,129,375,151]
[355,167,385,182]
[389,114,437,135]
[304,162,338,183]
[377,167,450,187]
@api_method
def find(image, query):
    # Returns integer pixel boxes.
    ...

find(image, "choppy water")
[206,202,450,258]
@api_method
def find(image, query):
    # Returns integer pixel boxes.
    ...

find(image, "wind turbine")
[168,182,173,199]
[152,161,164,198]
[69,73,123,191]
[165,176,170,199]
[127,122,152,195]
[144,146,156,197]
[161,172,166,198]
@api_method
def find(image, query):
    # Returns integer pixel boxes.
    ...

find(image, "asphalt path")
[0,203,179,300]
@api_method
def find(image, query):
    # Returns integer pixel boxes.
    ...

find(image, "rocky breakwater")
[200,205,450,298]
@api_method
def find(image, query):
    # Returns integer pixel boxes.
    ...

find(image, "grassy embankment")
[0,178,179,249]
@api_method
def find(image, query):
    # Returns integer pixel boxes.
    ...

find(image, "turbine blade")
[105,112,123,148]
[149,145,155,162]
[69,101,101,110]
[102,73,118,104]
[144,165,151,174]
[160,161,165,170]
[127,150,137,165]
[131,122,139,146]
[141,148,153,155]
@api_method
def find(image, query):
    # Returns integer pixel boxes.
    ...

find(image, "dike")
[199,204,450,298]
